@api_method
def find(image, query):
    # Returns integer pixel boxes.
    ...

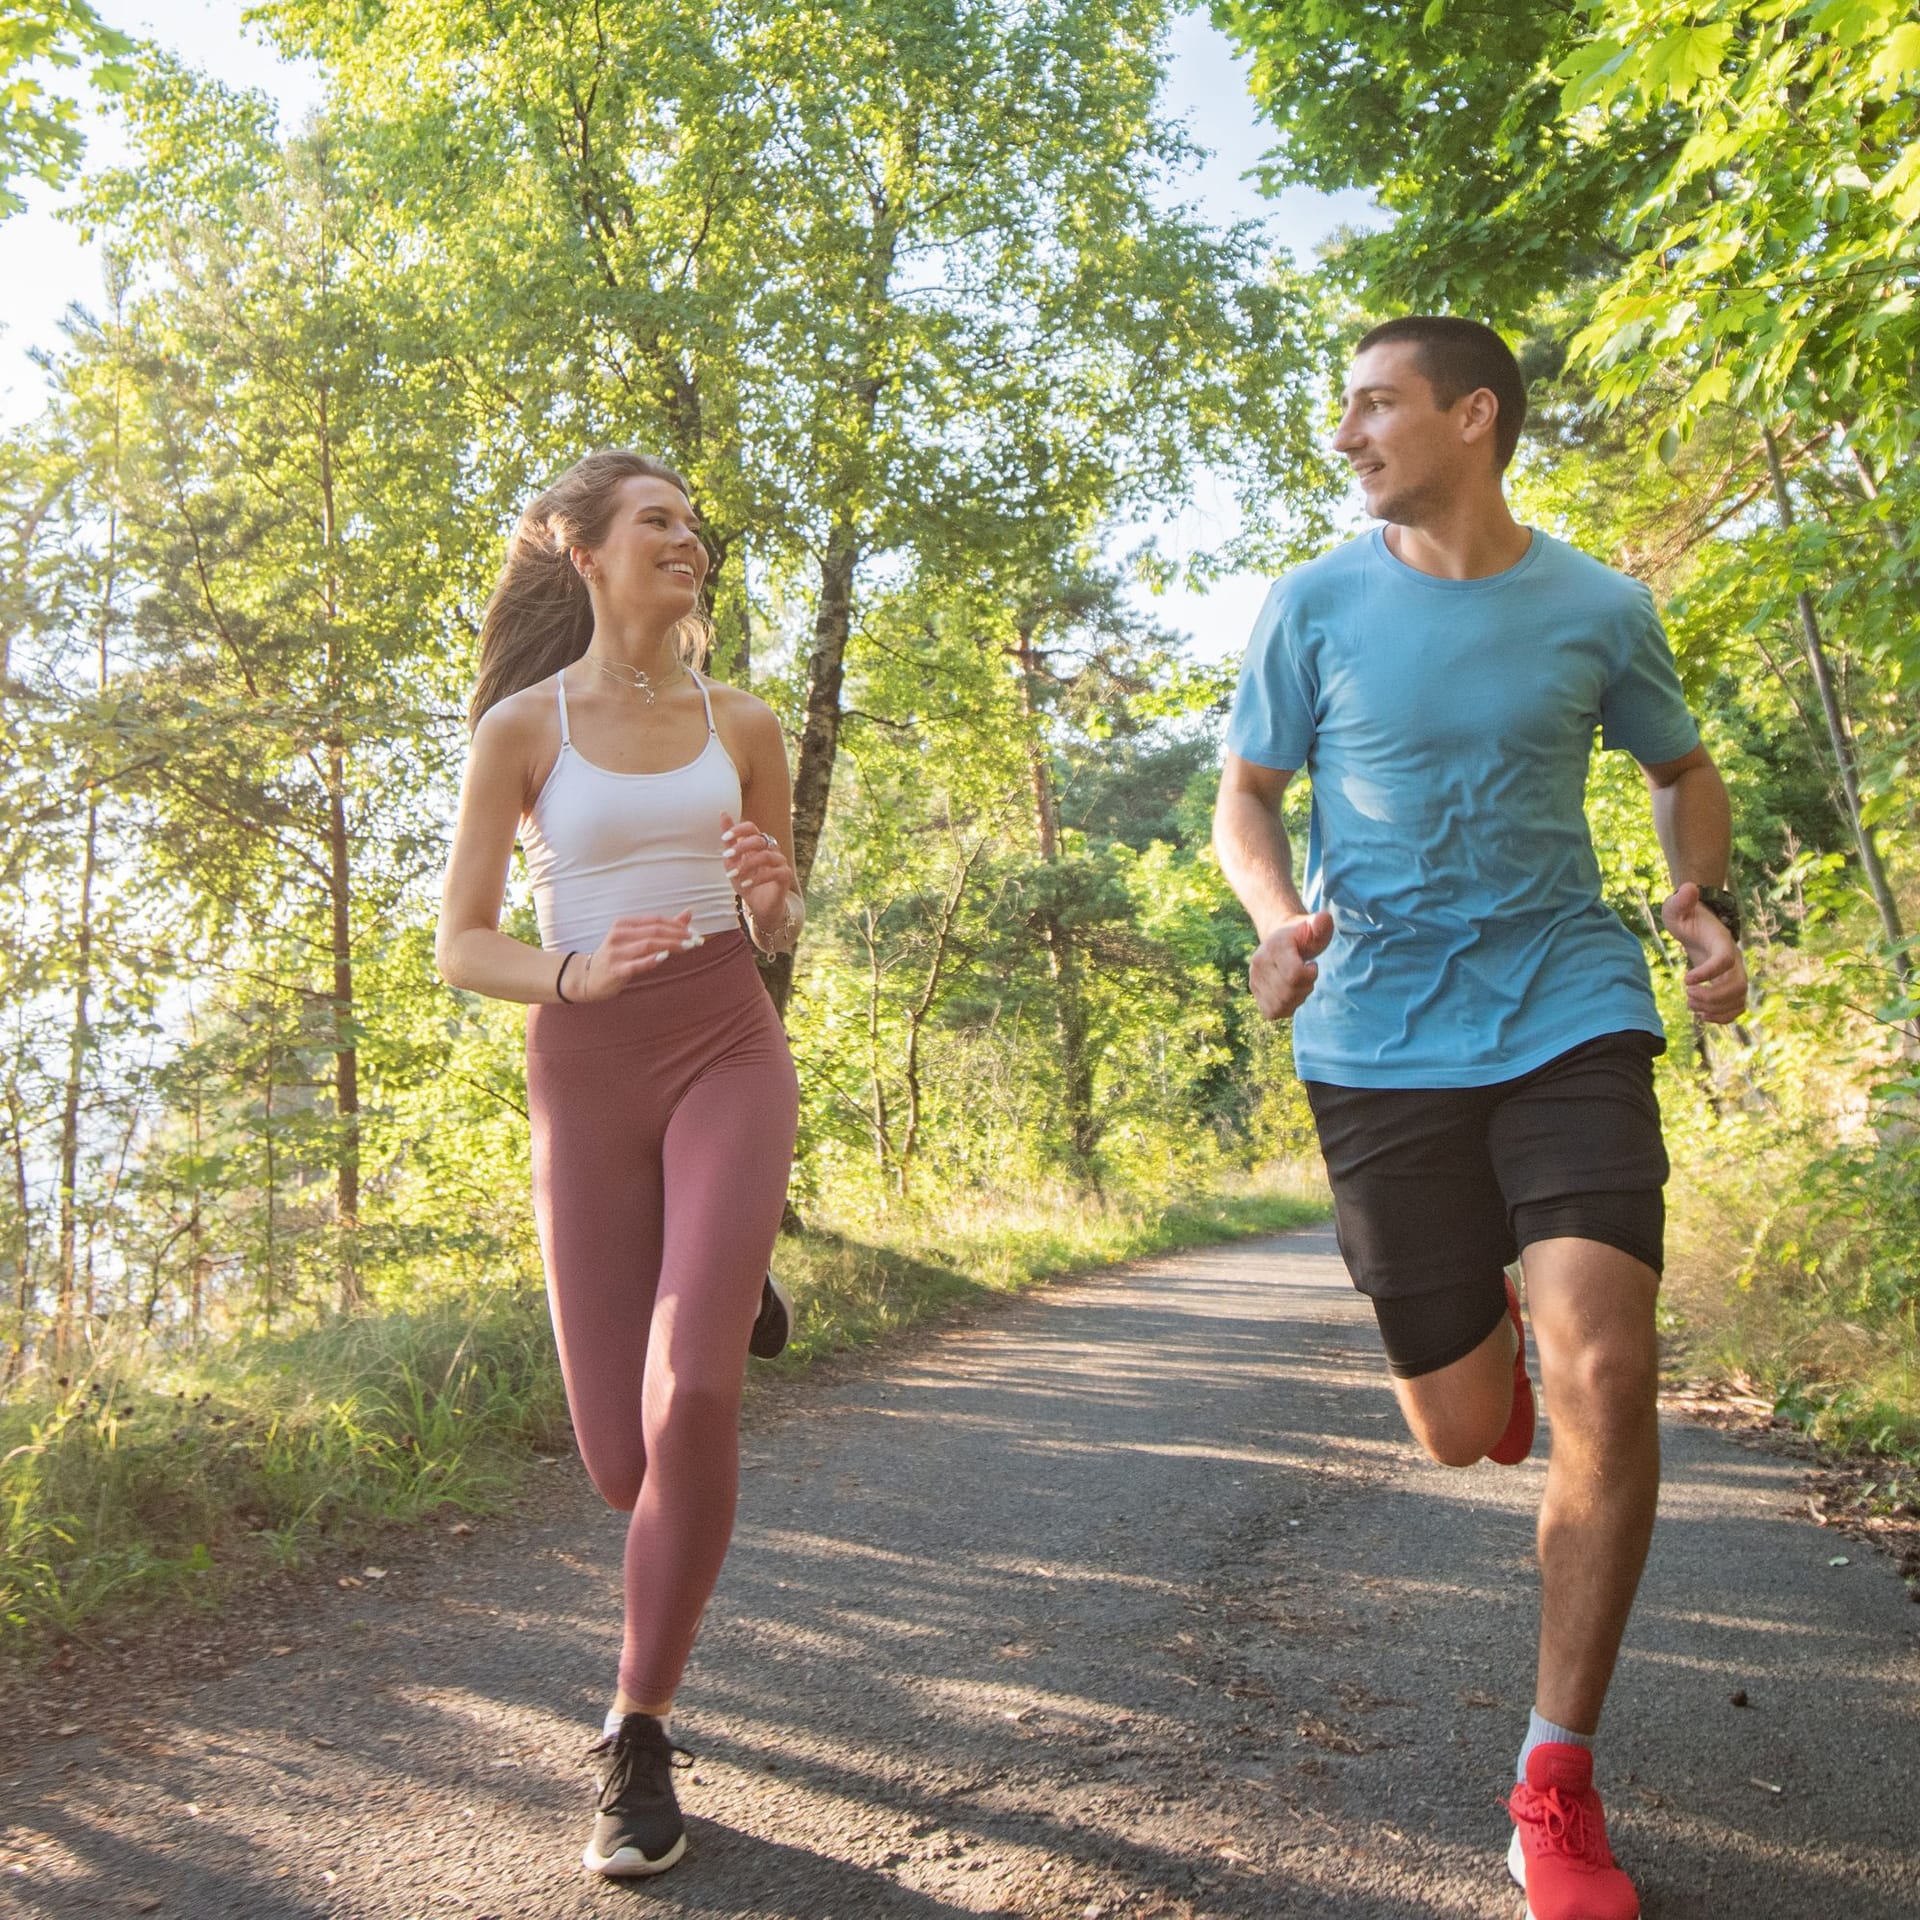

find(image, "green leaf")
[1555,34,1633,109]
[1868,22,1920,86]
[1809,0,1901,45]
[1645,24,1733,101]
[1683,364,1733,413]
[1874,140,1920,219]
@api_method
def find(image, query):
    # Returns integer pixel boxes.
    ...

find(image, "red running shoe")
[1487,1271,1536,1465]
[1507,1743,1640,1920]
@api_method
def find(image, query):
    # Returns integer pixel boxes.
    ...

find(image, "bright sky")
[0,2,1378,662]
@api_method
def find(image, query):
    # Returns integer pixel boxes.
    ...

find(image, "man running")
[1213,316,1746,1920]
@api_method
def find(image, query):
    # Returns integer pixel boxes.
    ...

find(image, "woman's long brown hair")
[468,450,709,728]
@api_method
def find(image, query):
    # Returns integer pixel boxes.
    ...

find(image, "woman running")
[436,450,802,1877]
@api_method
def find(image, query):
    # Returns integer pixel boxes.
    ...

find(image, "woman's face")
[581,475,710,623]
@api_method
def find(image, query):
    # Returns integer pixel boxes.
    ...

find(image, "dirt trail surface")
[5,1229,1917,1919]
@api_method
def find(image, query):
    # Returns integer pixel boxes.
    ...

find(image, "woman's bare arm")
[717,692,803,952]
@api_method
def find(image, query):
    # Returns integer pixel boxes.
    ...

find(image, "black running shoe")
[748,1269,793,1360]
[581,1714,692,1877]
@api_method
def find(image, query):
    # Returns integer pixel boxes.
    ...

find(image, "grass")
[0,1297,571,1649]
[0,1170,1325,1653]
[1664,1126,1920,1465]
[765,1169,1326,1368]
[1664,1261,1920,1461]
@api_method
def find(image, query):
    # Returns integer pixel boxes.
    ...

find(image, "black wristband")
[554,951,579,1003]
[1695,885,1743,943]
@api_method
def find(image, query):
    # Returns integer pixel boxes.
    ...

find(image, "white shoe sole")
[583,1832,688,1876]
[1507,1827,1537,1917]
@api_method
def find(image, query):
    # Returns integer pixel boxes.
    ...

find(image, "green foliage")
[3,11,1325,1418]
[0,0,133,216]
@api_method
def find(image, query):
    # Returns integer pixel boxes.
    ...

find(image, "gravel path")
[5,1228,1917,1919]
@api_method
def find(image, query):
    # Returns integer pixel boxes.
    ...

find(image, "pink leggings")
[525,930,797,1704]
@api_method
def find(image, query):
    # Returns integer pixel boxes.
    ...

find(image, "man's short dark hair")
[1355,316,1528,471]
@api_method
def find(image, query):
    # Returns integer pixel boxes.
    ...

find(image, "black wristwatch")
[1693,884,1743,943]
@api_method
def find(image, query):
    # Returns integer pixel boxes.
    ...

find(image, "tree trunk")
[1760,425,1910,988]
[859,907,892,1179]
[897,839,981,1192]
[327,756,361,1309]
[53,470,118,1361]
[760,175,901,1013]
[261,1024,278,1330]
[1016,626,1099,1183]
[764,523,858,1015]
[5,1079,32,1377]
[189,1052,207,1340]
[703,528,751,684]
[53,787,99,1363]
[317,386,362,1313]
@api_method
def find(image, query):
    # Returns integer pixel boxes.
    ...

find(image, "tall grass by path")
[1664,1122,1920,1467]
[0,1298,571,1650]
[0,1173,1326,1654]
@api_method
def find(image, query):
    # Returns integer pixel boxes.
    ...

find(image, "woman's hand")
[720,810,797,933]
[576,910,700,999]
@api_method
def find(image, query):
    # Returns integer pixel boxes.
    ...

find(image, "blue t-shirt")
[1225,528,1700,1088]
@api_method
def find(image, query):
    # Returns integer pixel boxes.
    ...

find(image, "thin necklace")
[588,655,690,706]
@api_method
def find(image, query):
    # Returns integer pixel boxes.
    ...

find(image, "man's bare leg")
[1520,1235,1661,1732]
[1390,1306,1516,1467]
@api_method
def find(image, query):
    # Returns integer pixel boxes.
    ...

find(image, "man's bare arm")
[1213,753,1308,938]
[1640,742,1747,1025]
[1213,752,1333,1022]
[1642,742,1730,889]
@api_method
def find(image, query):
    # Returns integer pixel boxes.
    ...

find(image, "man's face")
[1331,342,1482,527]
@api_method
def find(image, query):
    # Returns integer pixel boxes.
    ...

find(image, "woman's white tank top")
[521,670,743,952]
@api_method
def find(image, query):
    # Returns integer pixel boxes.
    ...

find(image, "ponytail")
[468,450,708,728]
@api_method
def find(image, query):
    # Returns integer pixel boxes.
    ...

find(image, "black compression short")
[1304,1031,1669,1378]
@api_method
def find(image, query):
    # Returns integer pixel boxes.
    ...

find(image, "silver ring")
[762,833,777,849]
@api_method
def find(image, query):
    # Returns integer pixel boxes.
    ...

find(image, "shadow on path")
[5,1231,1916,1919]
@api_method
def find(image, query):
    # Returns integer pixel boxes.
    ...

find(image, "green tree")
[264,0,1336,1011]
[70,60,473,1310]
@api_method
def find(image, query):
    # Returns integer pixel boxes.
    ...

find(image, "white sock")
[1517,1706,1593,1781]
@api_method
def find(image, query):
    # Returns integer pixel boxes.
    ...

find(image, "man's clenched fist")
[1659,882,1749,1025]
[1249,910,1335,1021]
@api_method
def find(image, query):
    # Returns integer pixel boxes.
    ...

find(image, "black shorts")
[1304,1032,1668,1379]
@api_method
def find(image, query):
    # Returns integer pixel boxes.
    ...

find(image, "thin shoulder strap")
[554,672,572,749]
[692,668,717,736]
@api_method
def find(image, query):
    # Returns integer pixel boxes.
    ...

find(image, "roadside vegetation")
[1,1175,1324,1649]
